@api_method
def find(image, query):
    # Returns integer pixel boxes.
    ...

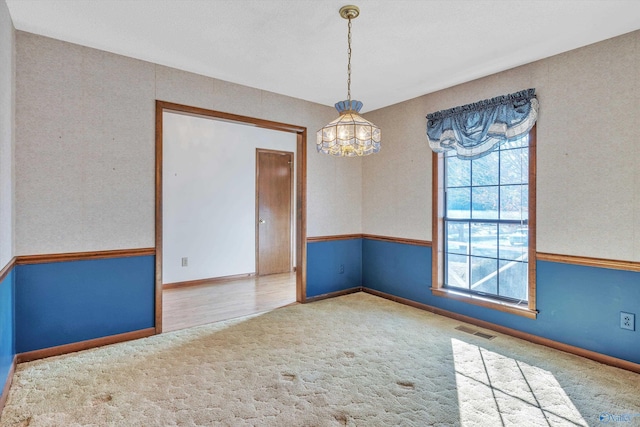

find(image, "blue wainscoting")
[306,238,362,298]
[0,268,15,391]
[362,239,431,303]
[16,255,155,353]
[534,261,640,363]
[362,238,640,365]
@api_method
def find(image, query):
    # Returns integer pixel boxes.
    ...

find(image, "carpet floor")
[1,293,639,426]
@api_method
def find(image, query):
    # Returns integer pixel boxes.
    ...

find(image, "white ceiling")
[6,0,640,113]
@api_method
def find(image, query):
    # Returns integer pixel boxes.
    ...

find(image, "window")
[432,127,537,318]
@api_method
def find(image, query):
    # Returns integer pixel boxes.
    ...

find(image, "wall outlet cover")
[620,312,635,331]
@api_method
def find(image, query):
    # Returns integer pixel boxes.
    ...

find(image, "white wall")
[0,0,14,267]
[363,30,640,262]
[162,112,296,283]
[15,32,362,256]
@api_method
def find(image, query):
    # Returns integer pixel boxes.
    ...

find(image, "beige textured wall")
[15,32,360,255]
[363,30,640,262]
[0,0,15,267]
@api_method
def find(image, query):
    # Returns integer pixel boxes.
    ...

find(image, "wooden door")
[256,149,293,275]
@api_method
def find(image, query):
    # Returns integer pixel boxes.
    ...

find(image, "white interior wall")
[15,32,360,256]
[363,30,640,262]
[0,0,15,267]
[162,112,296,284]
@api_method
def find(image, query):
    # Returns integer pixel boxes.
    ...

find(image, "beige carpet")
[1,293,639,426]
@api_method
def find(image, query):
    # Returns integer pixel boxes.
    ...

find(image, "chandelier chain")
[347,17,352,102]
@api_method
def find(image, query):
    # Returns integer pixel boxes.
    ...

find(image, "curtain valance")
[426,88,538,159]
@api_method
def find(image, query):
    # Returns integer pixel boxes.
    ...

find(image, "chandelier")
[316,5,381,157]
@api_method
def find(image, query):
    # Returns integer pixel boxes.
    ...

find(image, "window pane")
[500,185,528,220]
[501,135,528,150]
[441,130,532,304]
[446,222,469,255]
[470,256,497,295]
[446,188,470,219]
[446,254,469,289]
[500,148,528,185]
[471,186,498,219]
[471,150,499,186]
[498,260,528,300]
[446,156,470,187]
[498,224,528,261]
[470,222,497,258]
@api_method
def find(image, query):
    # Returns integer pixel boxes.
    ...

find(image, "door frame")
[155,101,308,334]
[255,148,294,276]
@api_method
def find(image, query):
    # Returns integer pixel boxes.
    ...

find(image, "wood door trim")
[155,101,164,333]
[296,131,307,302]
[158,101,305,134]
[256,149,294,276]
[156,101,308,332]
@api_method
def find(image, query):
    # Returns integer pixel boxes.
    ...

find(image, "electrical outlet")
[620,312,635,331]
[181,257,188,267]
[339,264,344,274]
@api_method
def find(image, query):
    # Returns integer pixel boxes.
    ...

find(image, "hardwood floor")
[162,272,297,332]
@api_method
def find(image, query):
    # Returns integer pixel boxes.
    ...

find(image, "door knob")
[259,218,266,224]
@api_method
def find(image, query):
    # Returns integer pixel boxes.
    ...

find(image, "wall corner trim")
[363,288,640,374]
[16,328,156,364]
[0,355,17,416]
[306,234,432,247]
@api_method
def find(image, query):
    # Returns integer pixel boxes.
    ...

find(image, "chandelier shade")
[317,100,381,157]
[316,5,381,157]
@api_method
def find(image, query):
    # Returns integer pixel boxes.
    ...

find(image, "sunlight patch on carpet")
[451,338,587,426]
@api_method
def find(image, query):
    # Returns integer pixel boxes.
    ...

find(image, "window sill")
[431,287,538,319]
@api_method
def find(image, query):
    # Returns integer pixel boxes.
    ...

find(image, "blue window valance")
[426,89,538,159]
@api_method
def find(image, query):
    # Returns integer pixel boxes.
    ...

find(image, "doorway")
[256,149,294,276]
[155,101,308,333]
